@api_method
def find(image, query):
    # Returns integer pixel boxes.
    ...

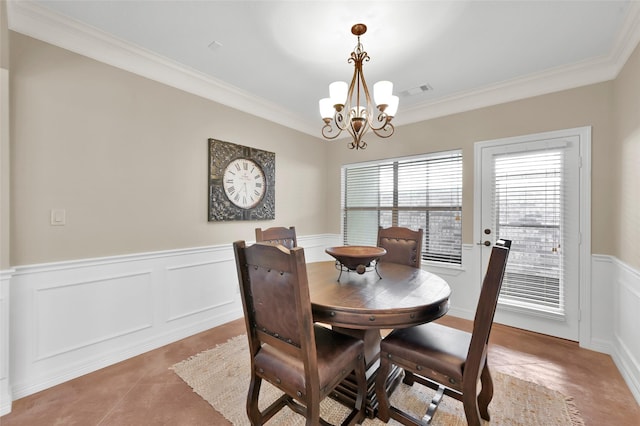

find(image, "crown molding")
[397,55,619,126]
[610,0,640,70]
[7,0,318,136]
[397,1,640,127]
[8,0,640,134]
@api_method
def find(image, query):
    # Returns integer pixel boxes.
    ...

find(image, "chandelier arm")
[344,54,362,118]
[372,122,395,139]
[359,63,378,136]
[367,109,392,132]
[321,122,342,140]
[334,108,350,131]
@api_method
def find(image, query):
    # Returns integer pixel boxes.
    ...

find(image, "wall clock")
[208,139,275,221]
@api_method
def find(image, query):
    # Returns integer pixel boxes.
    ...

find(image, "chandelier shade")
[319,23,398,150]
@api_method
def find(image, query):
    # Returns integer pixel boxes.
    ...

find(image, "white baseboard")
[0,386,10,417]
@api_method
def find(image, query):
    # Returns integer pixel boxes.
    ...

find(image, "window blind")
[342,151,462,265]
[492,149,565,313]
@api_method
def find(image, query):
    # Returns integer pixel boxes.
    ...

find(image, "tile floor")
[1,316,638,425]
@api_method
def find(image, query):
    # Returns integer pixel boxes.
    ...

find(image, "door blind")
[342,151,462,265]
[492,149,566,314]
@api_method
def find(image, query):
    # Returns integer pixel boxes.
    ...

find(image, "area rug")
[171,335,584,425]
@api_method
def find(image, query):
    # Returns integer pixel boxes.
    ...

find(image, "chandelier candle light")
[319,23,399,150]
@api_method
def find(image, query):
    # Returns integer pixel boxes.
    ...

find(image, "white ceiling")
[7,1,640,138]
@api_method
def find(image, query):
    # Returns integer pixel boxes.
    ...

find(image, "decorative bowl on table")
[325,246,387,278]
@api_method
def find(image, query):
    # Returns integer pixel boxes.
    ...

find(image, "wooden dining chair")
[375,239,512,426]
[233,241,367,425]
[255,226,298,249]
[377,226,424,268]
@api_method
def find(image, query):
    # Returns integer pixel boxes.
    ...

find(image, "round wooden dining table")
[306,259,451,417]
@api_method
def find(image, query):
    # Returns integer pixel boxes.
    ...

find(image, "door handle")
[476,240,491,246]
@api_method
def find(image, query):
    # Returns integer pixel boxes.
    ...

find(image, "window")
[493,149,564,312]
[342,151,462,265]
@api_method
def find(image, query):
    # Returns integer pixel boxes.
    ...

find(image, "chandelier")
[319,23,399,150]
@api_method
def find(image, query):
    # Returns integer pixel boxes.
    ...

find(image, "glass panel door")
[478,132,582,340]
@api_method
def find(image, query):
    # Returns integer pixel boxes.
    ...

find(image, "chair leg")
[478,364,494,421]
[247,373,262,425]
[340,359,366,426]
[306,393,321,426]
[348,355,367,425]
[462,380,483,426]
[305,414,319,426]
[249,373,290,425]
[403,370,416,385]
[374,354,393,422]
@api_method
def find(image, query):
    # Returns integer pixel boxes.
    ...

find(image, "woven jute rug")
[171,335,584,425]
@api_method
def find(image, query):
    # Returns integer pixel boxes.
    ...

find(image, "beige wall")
[7,30,639,268]
[1,0,9,269]
[613,42,640,270]
[0,0,7,69]
[325,82,616,255]
[9,34,327,266]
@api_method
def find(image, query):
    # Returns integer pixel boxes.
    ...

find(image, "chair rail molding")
[3,237,638,407]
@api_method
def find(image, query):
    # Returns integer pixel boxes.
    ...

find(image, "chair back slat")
[257,329,303,358]
[234,241,314,359]
[255,226,298,249]
[377,226,424,268]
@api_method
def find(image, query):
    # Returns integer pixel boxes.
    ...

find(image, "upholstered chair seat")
[254,325,365,399]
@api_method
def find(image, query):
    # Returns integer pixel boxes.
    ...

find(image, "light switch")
[50,209,66,226]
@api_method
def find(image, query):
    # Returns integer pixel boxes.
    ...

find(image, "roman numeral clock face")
[222,158,266,209]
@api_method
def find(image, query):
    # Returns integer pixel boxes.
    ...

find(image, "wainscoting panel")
[166,260,236,322]
[1,270,13,416]
[425,244,476,320]
[589,255,616,352]
[35,271,154,360]
[4,237,639,410]
[6,234,339,404]
[612,257,640,404]
[8,244,244,401]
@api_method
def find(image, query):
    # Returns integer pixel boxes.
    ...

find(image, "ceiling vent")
[400,84,433,97]
[208,41,223,51]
